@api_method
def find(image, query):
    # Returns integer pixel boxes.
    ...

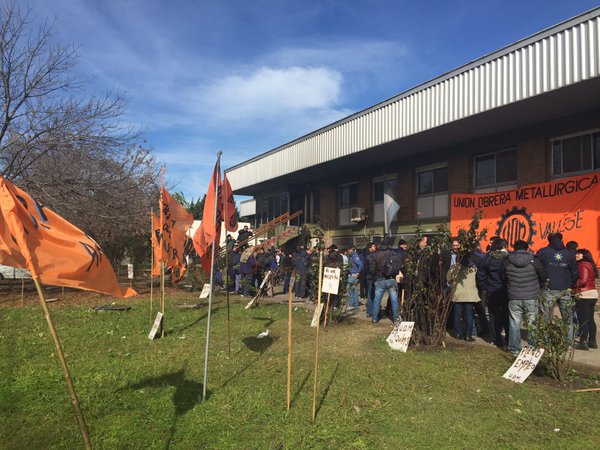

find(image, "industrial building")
[226,7,600,249]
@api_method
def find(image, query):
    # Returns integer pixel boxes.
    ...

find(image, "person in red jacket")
[574,249,598,350]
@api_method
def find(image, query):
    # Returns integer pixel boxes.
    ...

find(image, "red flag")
[0,176,136,298]
[221,174,238,232]
[159,187,194,271]
[193,162,222,274]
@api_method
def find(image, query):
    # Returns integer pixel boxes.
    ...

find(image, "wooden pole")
[20,276,25,306]
[150,209,154,325]
[286,282,293,412]
[323,293,331,328]
[203,151,222,401]
[311,249,324,423]
[33,278,92,450]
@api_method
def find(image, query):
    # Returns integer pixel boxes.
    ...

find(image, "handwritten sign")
[386,321,415,352]
[502,346,545,383]
[199,283,211,299]
[127,264,134,280]
[148,312,163,340]
[310,303,325,327]
[322,267,341,295]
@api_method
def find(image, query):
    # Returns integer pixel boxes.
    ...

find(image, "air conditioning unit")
[350,207,366,223]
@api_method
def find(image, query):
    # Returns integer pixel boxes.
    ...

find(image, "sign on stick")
[310,303,325,328]
[502,346,544,383]
[127,264,134,280]
[199,283,211,299]
[322,267,341,295]
[148,312,163,340]
[386,321,415,352]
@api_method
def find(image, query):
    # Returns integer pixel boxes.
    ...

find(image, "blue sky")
[25,0,600,201]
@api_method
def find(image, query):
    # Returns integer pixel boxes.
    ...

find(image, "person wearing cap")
[237,225,252,250]
[369,237,400,323]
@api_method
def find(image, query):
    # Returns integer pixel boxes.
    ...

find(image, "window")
[338,183,358,226]
[373,177,398,223]
[475,149,517,188]
[416,165,448,218]
[418,167,448,195]
[552,131,600,176]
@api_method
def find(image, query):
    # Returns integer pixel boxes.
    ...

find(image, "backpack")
[383,250,403,278]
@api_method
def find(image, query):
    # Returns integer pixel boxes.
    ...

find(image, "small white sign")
[386,321,415,352]
[322,267,341,295]
[127,264,134,279]
[199,283,211,299]
[503,346,544,383]
[310,303,325,327]
[148,312,163,340]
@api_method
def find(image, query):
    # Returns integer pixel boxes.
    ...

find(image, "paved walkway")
[248,291,600,370]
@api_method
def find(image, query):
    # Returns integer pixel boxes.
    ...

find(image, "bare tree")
[0,2,159,263]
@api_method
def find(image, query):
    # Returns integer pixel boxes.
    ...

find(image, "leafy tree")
[0,2,158,264]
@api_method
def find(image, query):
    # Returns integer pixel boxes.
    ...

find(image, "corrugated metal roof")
[226,7,600,191]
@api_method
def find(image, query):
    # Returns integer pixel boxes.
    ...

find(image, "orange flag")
[192,163,222,274]
[151,213,161,277]
[0,176,137,298]
[159,187,194,271]
[221,174,238,232]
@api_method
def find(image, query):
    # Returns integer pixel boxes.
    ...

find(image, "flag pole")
[323,292,331,328]
[203,151,222,400]
[150,208,154,325]
[311,248,324,423]
[225,249,231,359]
[160,167,166,338]
[33,278,92,450]
[286,281,293,412]
[20,275,25,306]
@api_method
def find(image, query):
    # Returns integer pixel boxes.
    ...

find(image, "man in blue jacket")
[346,245,364,311]
[536,232,579,343]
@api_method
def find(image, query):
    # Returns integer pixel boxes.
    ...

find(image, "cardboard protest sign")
[451,173,600,263]
[199,283,211,299]
[322,267,341,295]
[386,321,414,352]
[310,303,324,328]
[127,264,134,280]
[148,312,163,340]
[502,346,544,383]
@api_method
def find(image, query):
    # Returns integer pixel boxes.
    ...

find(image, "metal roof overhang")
[231,75,600,196]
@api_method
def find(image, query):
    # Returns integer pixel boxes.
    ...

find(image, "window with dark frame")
[418,167,448,196]
[338,183,358,208]
[474,149,517,188]
[373,179,397,202]
[552,131,600,176]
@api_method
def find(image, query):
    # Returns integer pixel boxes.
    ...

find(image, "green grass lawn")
[1,292,599,449]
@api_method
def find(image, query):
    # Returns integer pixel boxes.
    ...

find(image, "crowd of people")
[220,226,598,354]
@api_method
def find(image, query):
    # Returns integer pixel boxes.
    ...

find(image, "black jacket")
[502,250,547,300]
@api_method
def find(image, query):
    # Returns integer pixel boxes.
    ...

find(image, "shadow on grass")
[169,305,226,334]
[242,335,278,354]
[125,369,209,449]
[252,316,276,328]
[315,363,339,419]
[290,369,312,409]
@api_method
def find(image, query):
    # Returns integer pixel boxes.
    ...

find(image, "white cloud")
[199,66,344,120]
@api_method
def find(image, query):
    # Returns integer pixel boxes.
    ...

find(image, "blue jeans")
[347,274,360,307]
[453,302,475,339]
[508,299,537,353]
[366,280,375,317]
[283,270,291,294]
[371,278,399,322]
[541,289,574,344]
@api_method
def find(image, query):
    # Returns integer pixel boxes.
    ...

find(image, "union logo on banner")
[451,173,600,263]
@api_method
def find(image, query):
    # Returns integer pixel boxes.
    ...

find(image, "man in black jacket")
[502,240,547,354]
[536,232,578,343]
[369,238,399,323]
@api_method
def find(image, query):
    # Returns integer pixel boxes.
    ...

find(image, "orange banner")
[0,176,137,298]
[451,172,600,264]
[159,188,193,270]
[151,213,161,277]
